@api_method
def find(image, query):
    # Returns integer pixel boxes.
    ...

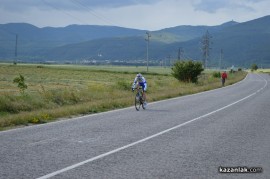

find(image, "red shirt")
[222,72,227,79]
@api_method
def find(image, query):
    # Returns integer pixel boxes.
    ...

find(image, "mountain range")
[1,15,270,68]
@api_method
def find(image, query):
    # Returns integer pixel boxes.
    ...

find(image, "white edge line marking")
[37,74,267,179]
[0,73,249,134]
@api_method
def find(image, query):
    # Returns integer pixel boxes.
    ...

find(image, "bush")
[0,95,36,113]
[39,86,80,106]
[13,74,27,93]
[212,71,221,78]
[171,60,204,83]
[251,64,258,71]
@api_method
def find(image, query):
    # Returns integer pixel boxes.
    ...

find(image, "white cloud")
[0,0,269,30]
[193,0,269,13]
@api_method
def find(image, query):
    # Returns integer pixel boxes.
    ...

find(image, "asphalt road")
[0,73,269,179]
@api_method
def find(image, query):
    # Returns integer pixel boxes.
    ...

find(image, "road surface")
[0,73,269,179]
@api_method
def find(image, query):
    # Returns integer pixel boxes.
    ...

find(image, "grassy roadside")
[0,64,247,131]
[256,69,270,74]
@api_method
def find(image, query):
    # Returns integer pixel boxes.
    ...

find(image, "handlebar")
[132,86,143,92]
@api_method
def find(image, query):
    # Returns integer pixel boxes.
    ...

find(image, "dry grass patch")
[0,64,247,130]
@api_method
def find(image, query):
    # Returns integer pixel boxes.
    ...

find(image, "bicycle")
[134,86,146,111]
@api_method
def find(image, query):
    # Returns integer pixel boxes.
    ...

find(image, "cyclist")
[132,73,147,106]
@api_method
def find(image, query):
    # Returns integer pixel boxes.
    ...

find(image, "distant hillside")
[43,36,155,60]
[0,23,144,58]
[0,20,237,60]
[151,21,238,43]
[165,15,270,67]
[1,16,270,68]
[35,20,239,62]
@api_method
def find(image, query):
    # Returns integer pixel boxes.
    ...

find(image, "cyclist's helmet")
[136,73,142,80]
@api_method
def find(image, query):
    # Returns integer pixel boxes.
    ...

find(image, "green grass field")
[0,63,247,130]
[257,69,270,73]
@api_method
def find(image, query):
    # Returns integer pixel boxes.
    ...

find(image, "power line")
[40,0,89,25]
[70,0,121,27]
[41,0,121,27]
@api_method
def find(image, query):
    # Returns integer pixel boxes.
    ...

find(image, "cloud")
[0,0,269,30]
[79,0,157,8]
[192,0,267,13]
[0,0,41,12]
[0,0,158,12]
[0,0,78,12]
[193,0,228,13]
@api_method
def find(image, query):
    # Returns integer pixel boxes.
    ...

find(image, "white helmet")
[136,73,142,78]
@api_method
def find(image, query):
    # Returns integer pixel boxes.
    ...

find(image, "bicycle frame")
[134,87,145,111]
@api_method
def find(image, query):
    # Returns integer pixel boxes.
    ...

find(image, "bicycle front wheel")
[141,101,145,110]
[135,94,141,111]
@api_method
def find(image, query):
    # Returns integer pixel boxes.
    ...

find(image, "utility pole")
[219,49,223,70]
[145,32,151,72]
[14,34,18,64]
[178,47,183,60]
[166,55,171,68]
[201,30,212,69]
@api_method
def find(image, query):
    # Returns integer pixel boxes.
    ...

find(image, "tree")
[171,60,204,83]
[13,74,27,93]
[251,64,258,71]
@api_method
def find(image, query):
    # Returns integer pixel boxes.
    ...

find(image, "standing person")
[132,73,147,106]
[221,71,227,86]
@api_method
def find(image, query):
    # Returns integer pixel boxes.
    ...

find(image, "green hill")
[166,15,270,68]
[1,16,270,68]
[35,20,239,62]
[151,21,238,43]
[0,23,144,59]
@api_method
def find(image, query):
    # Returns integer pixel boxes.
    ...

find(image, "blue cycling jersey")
[132,76,147,91]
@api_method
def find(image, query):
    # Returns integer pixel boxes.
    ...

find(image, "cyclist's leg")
[142,83,147,102]
[142,91,146,101]
[138,82,145,101]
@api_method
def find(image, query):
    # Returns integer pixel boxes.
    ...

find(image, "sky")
[0,0,269,30]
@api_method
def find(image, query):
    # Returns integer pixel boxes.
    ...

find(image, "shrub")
[13,74,27,93]
[212,71,221,78]
[251,64,258,71]
[171,60,204,83]
[0,95,34,113]
[29,114,51,124]
[39,86,80,106]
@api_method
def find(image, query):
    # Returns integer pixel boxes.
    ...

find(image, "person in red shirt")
[221,71,228,86]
